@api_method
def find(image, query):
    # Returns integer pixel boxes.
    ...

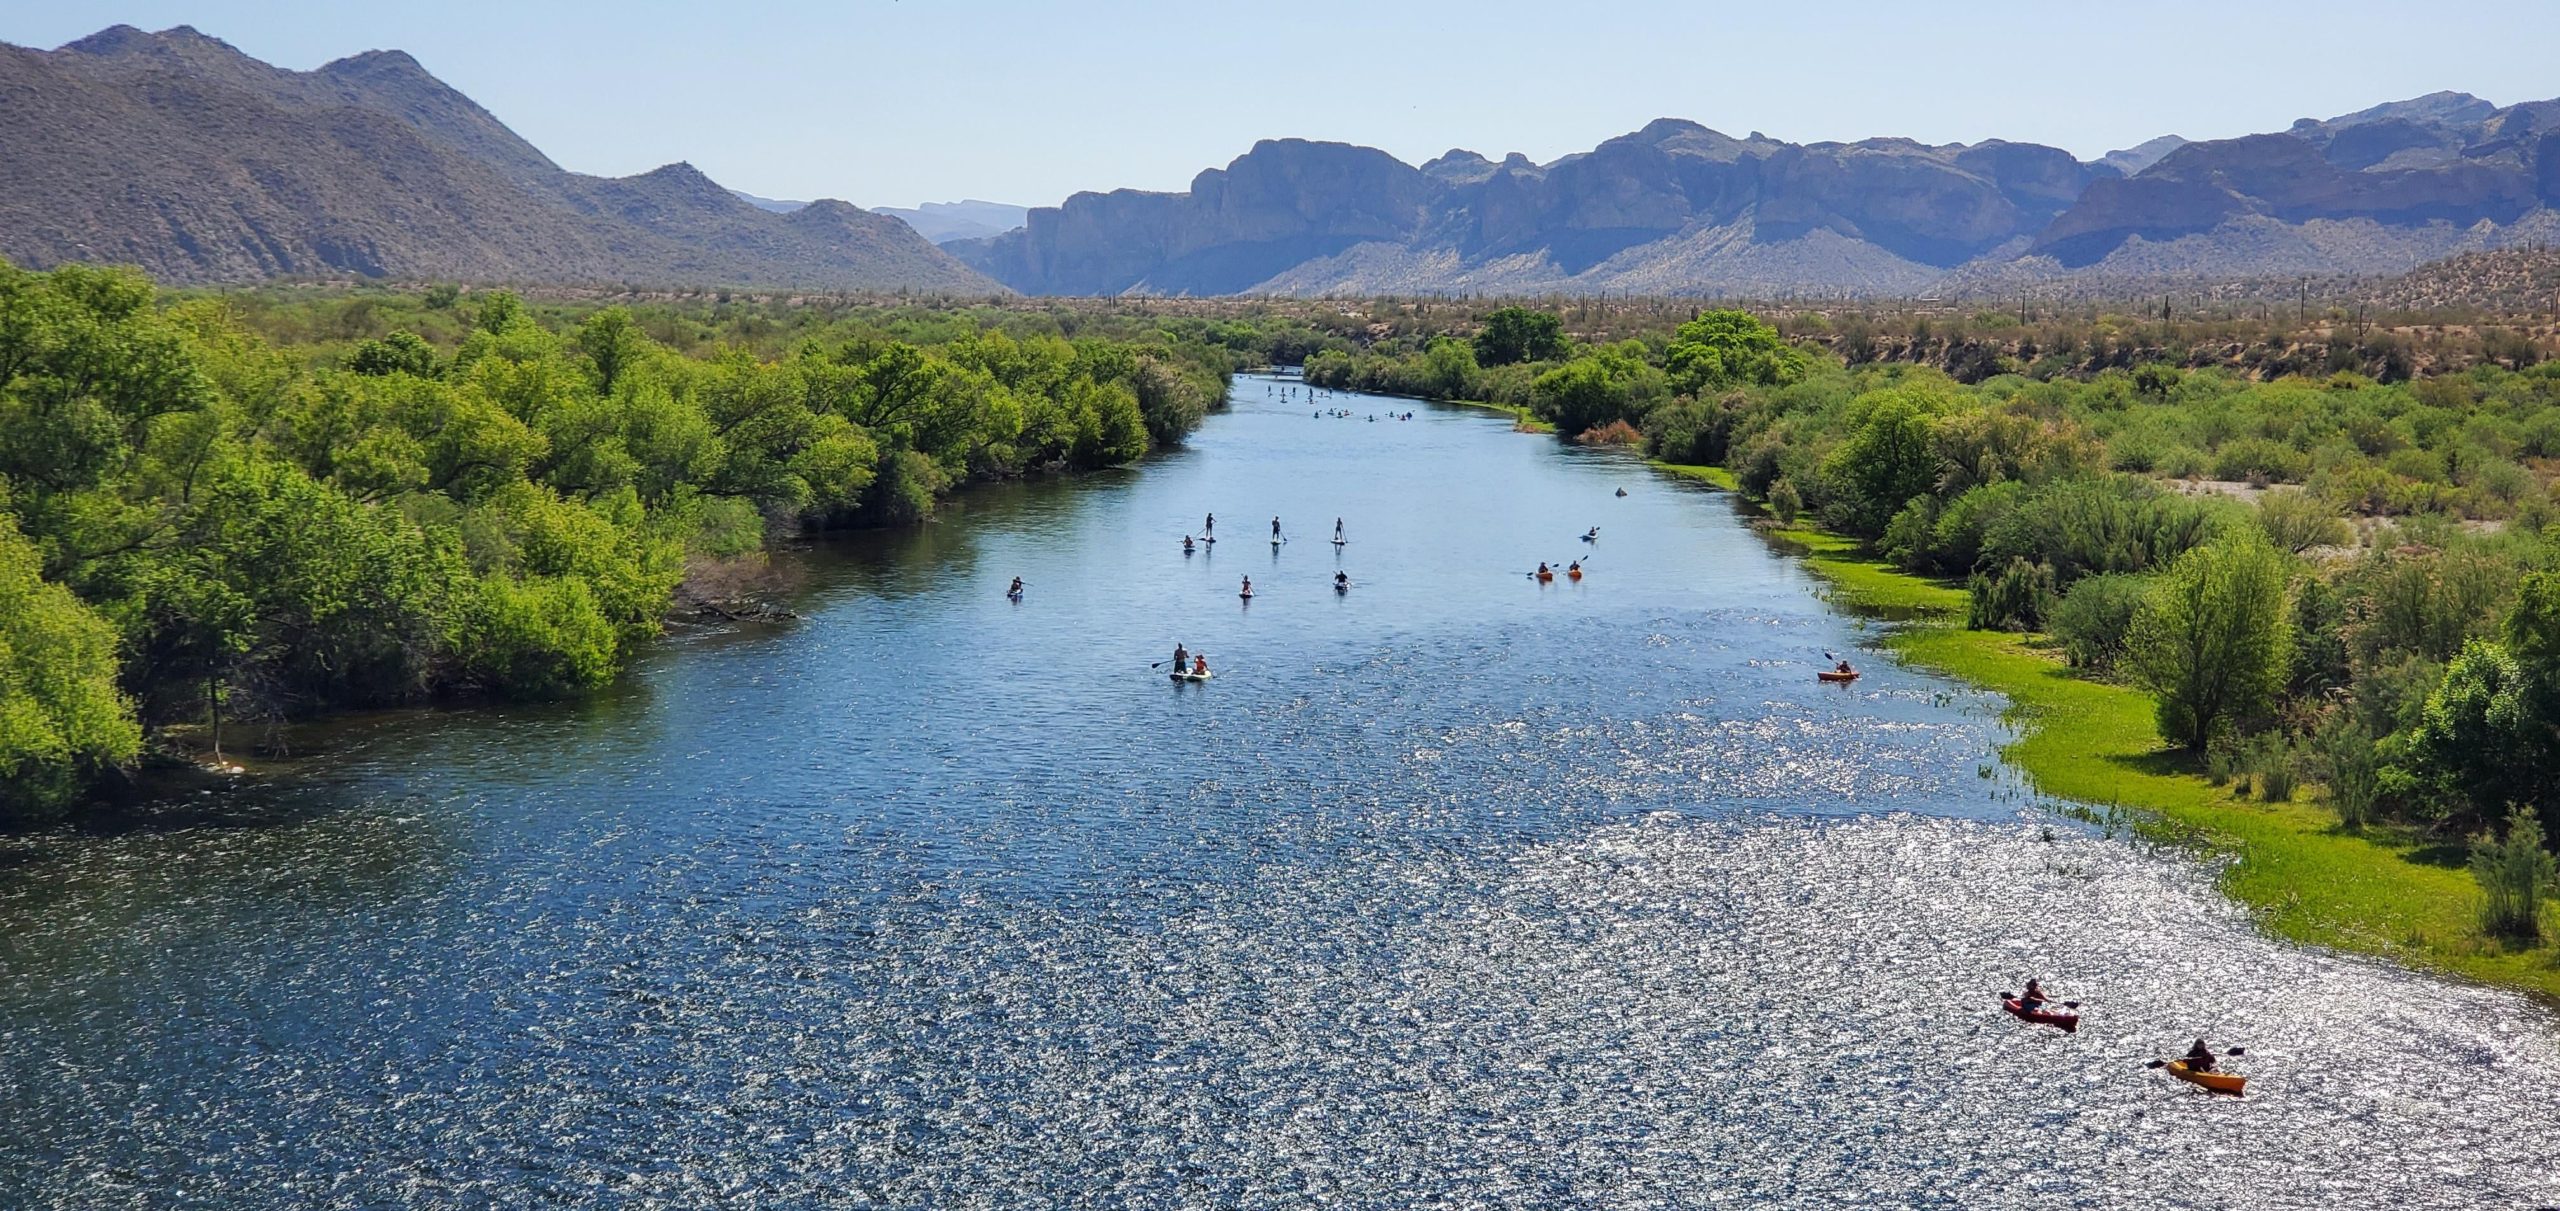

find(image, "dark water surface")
[5,378,2558,1208]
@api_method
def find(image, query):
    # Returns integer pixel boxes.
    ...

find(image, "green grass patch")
[1652,462,1739,491]
[1751,502,2560,1002]
[1449,399,1555,433]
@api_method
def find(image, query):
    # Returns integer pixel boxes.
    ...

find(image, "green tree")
[2126,531,2294,751]
[348,330,440,379]
[1473,307,1566,366]
[1665,309,1807,396]
[1530,345,1667,436]
[1819,389,1942,536]
[0,514,141,819]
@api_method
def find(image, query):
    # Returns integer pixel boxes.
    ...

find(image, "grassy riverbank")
[1658,462,2560,1003]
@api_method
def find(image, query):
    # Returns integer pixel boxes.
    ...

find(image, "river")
[3,376,2556,1208]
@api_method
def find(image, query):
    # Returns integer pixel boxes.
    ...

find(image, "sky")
[7,1,2555,210]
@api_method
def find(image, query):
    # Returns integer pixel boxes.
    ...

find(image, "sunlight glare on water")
[2,377,2557,1208]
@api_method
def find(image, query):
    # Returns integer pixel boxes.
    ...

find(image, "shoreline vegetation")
[0,264,1241,822]
[1721,491,2560,1004]
[8,276,2557,1004]
[1303,300,2560,1003]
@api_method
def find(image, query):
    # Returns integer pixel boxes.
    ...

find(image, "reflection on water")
[2,379,2556,1207]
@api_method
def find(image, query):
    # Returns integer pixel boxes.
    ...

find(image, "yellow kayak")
[2165,1061,2246,1096]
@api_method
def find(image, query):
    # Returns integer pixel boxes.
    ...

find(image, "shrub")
[2470,806,2556,942]
[1968,557,2053,631]
[2312,713,2382,829]
[2048,573,2152,672]
[1768,479,1803,524]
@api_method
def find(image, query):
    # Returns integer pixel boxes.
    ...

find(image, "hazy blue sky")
[8,1,2553,210]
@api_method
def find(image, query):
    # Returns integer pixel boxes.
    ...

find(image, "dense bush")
[0,262,1229,816]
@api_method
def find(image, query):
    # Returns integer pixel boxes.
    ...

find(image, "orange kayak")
[2165,1060,2246,1096]
[2002,998,2078,1032]
[1817,670,1858,683]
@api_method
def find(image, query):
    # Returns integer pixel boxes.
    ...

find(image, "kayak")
[1170,671,1212,683]
[2002,998,2078,1033]
[1567,569,1583,580]
[1536,572,1554,582]
[2165,1061,2247,1096]
[1334,583,1349,594]
[1006,591,1022,601]
[1817,670,1859,683]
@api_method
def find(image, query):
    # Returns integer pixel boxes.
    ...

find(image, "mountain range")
[0,25,999,292]
[954,92,2560,298]
[8,24,2558,301]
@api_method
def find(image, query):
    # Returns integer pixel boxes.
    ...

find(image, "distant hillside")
[873,201,1030,244]
[956,92,2560,298]
[0,25,1002,293]
[2365,243,2560,311]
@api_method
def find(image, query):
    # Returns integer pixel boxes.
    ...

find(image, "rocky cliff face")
[960,94,2560,297]
[957,119,2111,296]
[2024,92,2559,272]
[0,25,1002,292]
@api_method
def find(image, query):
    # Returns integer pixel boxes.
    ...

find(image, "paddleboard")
[1170,671,1213,682]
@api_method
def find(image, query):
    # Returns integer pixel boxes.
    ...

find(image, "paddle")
[2144,1047,2244,1069]
[1999,992,2083,1010]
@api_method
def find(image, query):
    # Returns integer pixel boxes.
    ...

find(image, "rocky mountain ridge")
[955,91,2560,298]
[0,25,1000,292]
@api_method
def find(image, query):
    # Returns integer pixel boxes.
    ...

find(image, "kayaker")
[1007,577,1023,597]
[2183,1038,2218,1073]
[1334,570,1349,589]
[1584,526,1599,541]
[1835,658,1855,676]
[1567,560,1582,577]
[2019,979,2052,1011]
[1173,642,1188,672]
[1192,654,1210,676]
[1183,536,1195,553]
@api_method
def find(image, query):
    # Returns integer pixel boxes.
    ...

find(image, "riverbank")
[1656,460,2560,1004]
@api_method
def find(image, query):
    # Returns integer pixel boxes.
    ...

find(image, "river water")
[3,377,2557,1208]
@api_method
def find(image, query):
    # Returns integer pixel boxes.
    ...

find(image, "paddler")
[1173,642,1188,672]
[2182,1038,2219,1073]
[2019,978,2052,1012]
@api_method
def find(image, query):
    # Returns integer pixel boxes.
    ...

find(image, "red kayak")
[2002,997,2079,1033]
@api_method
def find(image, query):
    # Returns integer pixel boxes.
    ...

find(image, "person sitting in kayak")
[1835,658,1855,676]
[1536,562,1552,578]
[1584,527,1599,541]
[1007,577,1024,597]
[1567,560,1582,576]
[1192,654,1209,676]
[2183,1038,2218,1072]
[1334,571,1349,589]
[2019,978,2052,1011]
[1240,576,1253,596]
[1183,536,1195,553]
